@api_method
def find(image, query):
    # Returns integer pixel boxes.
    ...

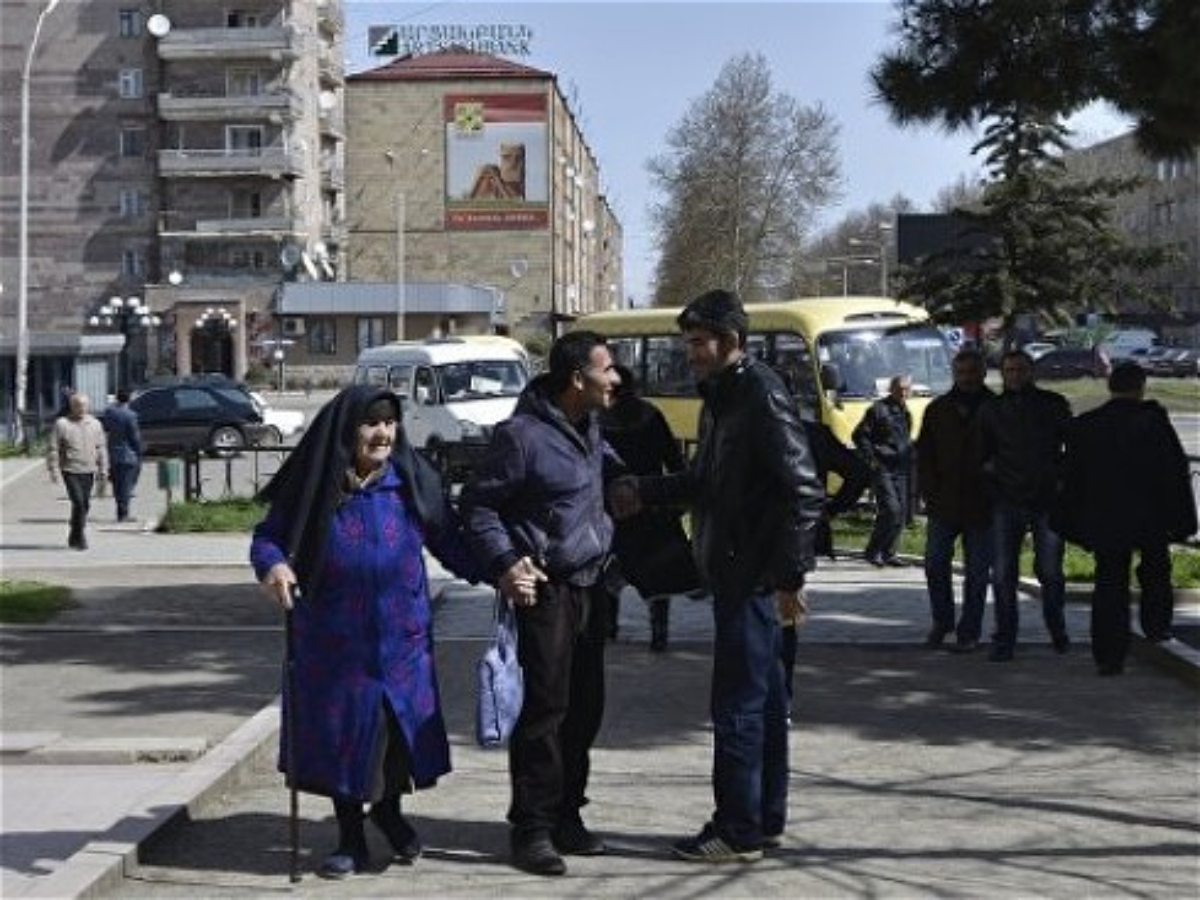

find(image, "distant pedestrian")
[853,374,914,567]
[46,392,108,550]
[101,389,145,523]
[611,289,824,863]
[1055,362,1197,675]
[460,330,621,877]
[601,364,698,652]
[917,348,995,652]
[250,386,484,879]
[977,349,1073,662]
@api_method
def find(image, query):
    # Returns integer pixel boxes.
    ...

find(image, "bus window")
[770,332,818,412]
[817,325,952,399]
[645,335,695,397]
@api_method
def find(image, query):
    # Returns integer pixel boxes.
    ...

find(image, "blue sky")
[344,1,1130,304]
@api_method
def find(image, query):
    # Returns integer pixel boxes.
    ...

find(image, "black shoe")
[1096,662,1125,676]
[552,819,606,856]
[988,645,1014,663]
[318,840,369,879]
[369,804,422,862]
[512,832,566,876]
[1052,634,1071,655]
[761,832,783,850]
[865,554,885,568]
[884,556,906,567]
[948,638,979,654]
[672,824,763,863]
[924,627,952,649]
[1144,631,1174,643]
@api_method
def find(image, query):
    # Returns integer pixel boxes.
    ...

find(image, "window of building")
[229,247,269,269]
[357,317,387,352]
[308,319,337,356]
[119,127,146,158]
[118,9,143,37]
[227,11,262,28]
[226,126,263,155]
[227,69,265,97]
[119,188,146,218]
[121,249,147,278]
[229,190,263,218]
[118,68,144,99]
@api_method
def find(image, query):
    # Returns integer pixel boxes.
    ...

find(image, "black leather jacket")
[977,385,1072,511]
[641,357,823,597]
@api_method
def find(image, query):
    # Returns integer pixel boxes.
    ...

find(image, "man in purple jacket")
[461,330,621,877]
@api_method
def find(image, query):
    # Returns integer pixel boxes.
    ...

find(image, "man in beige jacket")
[47,392,108,550]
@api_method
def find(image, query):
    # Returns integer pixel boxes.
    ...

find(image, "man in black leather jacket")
[977,349,1073,662]
[614,289,824,862]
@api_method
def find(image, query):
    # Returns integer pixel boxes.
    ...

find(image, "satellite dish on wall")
[280,245,302,271]
[301,252,320,281]
[147,14,172,37]
[509,258,528,280]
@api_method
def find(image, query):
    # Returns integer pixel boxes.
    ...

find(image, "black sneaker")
[924,627,952,649]
[552,819,606,856]
[1096,662,1125,676]
[988,645,1014,663]
[761,832,783,850]
[672,824,763,863]
[318,840,369,879]
[1052,634,1071,655]
[948,638,979,654]
[511,832,566,876]
[368,804,422,863]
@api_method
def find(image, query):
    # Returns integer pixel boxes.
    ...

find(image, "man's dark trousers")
[508,581,607,838]
[62,472,95,546]
[710,589,789,849]
[1092,543,1173,667]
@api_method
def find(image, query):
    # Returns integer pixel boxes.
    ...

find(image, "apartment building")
[0,0,345,419]
[1064,131,1200,342]
[328,48,623,353]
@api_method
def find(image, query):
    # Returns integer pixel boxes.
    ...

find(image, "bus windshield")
[817,325,953,399]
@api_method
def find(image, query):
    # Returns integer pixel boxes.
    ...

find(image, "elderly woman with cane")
[251,385,484,879]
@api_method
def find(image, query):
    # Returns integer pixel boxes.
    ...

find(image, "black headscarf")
[257,384,450,593]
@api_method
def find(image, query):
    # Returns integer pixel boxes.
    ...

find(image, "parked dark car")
[130,384,271,456]
[1139,347,1199,378]
[1032,347,1112,380]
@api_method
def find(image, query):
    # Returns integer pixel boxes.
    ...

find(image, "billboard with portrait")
[444,93,549,231]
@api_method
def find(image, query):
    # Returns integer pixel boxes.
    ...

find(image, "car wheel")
[207,425,246,458]
[262,425,283,446]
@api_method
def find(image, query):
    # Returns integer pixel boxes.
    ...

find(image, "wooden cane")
[284,586,302,883]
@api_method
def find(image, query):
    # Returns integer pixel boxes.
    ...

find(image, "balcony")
[158,147,304,179]
[317,45,344,86]
[156,26,299,62]
[157,91,304,123]
[159,213,303,240]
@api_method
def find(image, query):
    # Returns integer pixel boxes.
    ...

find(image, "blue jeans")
[110,461,141,520]
[990,501,1066,650]
[710,589,789,849]
[924,515,993,642]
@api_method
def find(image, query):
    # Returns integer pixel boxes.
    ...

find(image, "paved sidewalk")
[2,456,1198,899]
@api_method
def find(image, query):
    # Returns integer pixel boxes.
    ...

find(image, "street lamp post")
[15,0,62,444]
[87,296,161,391]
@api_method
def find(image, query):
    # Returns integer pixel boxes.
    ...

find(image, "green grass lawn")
[157,497,267,533]
[832,512,1200,588]
[0,580,75,623]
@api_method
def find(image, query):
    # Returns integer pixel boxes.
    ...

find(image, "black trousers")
[508,581,608,838]
[62,472,95,545]
[866,471,909,559]
[1092,543,1174,668]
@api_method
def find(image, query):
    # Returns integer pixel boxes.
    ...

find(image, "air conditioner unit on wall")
[281,317,305,336]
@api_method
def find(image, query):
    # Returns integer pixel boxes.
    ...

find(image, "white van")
[1099,328,1159,361]
[353,337,529,480]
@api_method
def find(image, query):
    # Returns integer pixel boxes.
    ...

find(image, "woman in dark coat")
[251,385,483,878]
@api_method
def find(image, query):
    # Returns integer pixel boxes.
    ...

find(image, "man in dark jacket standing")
[101,388,144,523]
[461,331,621,877]
[853,374,914,566]
[614,289,824,863]
[1056,362,1197,675]
[917,348,994,651]
[977,349,1073,662]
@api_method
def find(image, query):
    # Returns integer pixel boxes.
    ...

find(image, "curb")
[23,702,280,900]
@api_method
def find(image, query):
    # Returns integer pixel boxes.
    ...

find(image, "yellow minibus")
[575,296,953,446]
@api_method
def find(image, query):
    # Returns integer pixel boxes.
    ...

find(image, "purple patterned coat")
[251,461,478,800]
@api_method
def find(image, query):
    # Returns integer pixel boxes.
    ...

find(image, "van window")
[438,360,527,399]
[387,365,413,396]
[414,367,436,405]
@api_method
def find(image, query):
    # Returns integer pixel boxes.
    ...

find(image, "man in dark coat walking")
[917,348,995,651]
[853,374,913,566]
[1055,362,1197,675]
